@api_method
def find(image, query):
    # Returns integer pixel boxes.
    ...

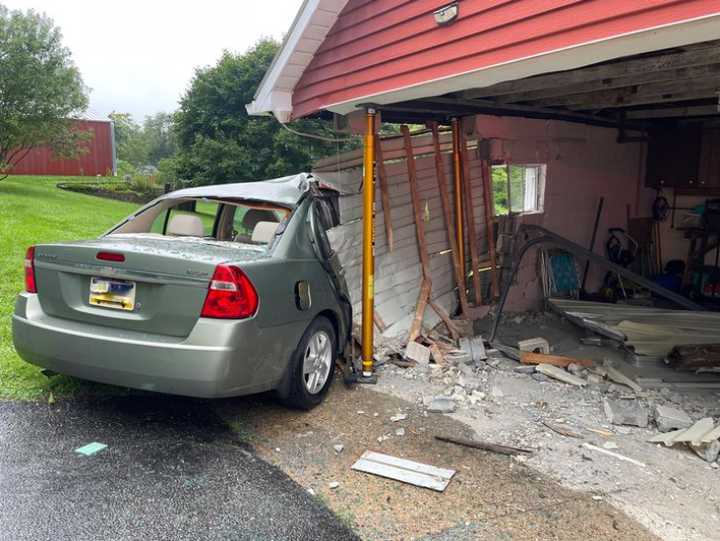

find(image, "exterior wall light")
[434,3,459,26]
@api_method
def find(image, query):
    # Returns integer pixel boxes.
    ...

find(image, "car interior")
[110,197,290,246]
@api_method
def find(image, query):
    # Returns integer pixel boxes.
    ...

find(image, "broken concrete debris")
[653,404,693,433]
[603,398,649,428]
[648,418,720,462]
[390,413,408,422]
[333,444,345,454]
[405,341,431,365]
[427,396,457,414]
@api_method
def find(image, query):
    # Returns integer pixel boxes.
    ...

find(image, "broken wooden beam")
[435,435,533,456]
[667,343,720,371]
[428,300,461,342]
[408,279,432,344]
[520,351,593,368]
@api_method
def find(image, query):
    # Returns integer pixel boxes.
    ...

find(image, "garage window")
[492,164,546,216]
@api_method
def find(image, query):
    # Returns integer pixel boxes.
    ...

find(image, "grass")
[0,175,137,400]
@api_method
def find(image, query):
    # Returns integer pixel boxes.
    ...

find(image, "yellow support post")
[361,108,376,377]
[452,118,465,279]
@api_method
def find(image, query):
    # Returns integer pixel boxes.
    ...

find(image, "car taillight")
[24,246,37,293]
[201,265,258,319]
[97,251,125,262]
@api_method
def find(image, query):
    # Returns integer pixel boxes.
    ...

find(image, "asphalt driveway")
[0,395,359,541]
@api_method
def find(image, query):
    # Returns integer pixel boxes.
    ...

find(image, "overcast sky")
[3,0,303,121]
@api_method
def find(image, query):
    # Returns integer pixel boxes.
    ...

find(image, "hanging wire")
[279,120,358,143]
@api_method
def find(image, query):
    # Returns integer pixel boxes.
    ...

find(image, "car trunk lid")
[32,235,269,337]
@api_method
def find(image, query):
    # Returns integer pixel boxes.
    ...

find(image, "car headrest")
[242,208,278,231]
[251,221,279,244]
[166,214,204,237]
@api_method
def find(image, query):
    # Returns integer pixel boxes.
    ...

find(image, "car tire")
[281,316,336,410]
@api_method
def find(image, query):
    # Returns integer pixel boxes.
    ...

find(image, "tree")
[109,112,177,168]
[0,6,88,179]
[142,112,177,165]
[109,112,147,167]
[174,39,351,185]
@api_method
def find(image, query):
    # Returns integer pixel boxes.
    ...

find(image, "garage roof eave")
[246,0,350,123]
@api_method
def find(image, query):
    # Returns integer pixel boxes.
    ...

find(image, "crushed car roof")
[160,173,316,207]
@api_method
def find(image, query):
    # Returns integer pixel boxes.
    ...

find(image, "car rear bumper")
[12,293,293,398]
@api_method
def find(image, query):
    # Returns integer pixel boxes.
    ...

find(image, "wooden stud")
[373,311,387,333]
[520,351,593,368]
[429,300,461,342]
[430,122,470,317]
[408,278,431,343]
[401,125,431,279]
[480,160,500,299]
[375,137,394,252]
[460,128,483,306]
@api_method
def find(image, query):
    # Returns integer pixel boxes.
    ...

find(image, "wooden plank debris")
[351,450,455,492]
[535,364,587,386]
[603,362,642,393]
[429,300,461,341]
[667,343,720,371]
[521,352,592,368]
[542,421,583,439]
[435,435,533,456]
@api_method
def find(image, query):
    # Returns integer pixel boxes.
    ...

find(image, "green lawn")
[0,175,137,400]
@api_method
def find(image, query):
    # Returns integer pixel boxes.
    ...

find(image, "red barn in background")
[11,119,116,177]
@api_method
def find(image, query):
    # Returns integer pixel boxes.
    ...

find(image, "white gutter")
[246,0,349,123]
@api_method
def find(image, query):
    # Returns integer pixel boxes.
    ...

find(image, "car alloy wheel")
[302,330,332,394]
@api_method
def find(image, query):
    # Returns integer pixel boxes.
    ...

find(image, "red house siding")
[292,0,720,118]
[11,120,114,177]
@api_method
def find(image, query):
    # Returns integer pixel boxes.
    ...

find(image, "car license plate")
[89,277,136,311]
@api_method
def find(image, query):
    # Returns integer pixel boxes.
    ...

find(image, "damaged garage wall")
[314,129,490,343]
[468,115,655,311]
[313,114,655,341]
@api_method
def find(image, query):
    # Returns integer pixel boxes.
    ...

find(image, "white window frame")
[492,163,546,216]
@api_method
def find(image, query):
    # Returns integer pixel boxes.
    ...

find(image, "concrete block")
[603,398,649,428]
[654,404,693,433]
[518,337,550,354]
[405,342,430,365]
